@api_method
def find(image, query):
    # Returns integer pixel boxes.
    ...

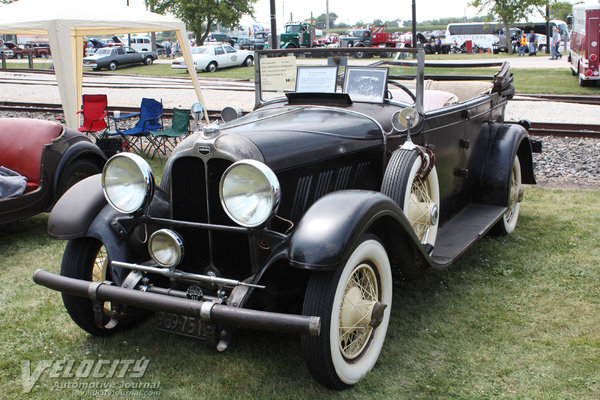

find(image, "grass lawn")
[1,185,598,399]
[3,53,596,94]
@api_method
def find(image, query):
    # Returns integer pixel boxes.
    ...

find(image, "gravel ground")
[1,108,598,189]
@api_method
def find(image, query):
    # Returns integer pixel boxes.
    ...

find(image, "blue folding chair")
[108,98,163,154]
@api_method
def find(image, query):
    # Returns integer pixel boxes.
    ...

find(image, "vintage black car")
[0,118,106,225]
[34,47,538,389]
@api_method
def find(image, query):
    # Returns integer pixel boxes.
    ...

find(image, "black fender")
[52,140,106,196]
[478,123,536,206]
[288,190,430,278]
[48,174,170,284]
[48,174,106,239]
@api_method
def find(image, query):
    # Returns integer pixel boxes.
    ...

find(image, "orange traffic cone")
[488,48,491,53]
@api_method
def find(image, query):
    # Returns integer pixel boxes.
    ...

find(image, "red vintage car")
[0,118,106,224]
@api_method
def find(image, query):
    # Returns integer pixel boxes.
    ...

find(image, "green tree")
[314,12,338,29]
[148,0,256,45]
[549,1,575,21]
[469,0,547,54]
[384,19,400,28]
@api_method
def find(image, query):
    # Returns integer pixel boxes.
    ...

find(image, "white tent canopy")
[0,0,207,128]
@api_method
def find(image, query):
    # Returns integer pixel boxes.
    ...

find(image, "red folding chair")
[77,94,108,138]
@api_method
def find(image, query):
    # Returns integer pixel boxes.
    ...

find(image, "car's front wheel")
[15,53,23,59]
[206,62,217,72]
[301,235,392,389]
[144,56,153,65]
[243,56,254,67]
[108,61,118,71]
[61,238,121,336]
[60,237,148,336]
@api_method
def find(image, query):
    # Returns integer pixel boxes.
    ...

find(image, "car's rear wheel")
[144,56,153,65]
[493,155,522,235]
[206,62,217,72]
[39,51,47,58]
[301,235,392,389]
[381,148,440,251]
[109,61,118,71]
[243,56,254,67]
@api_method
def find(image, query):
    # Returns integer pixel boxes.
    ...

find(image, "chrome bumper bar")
[32,269,321,337]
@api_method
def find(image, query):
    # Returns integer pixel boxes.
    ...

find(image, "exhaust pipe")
[32,269,321,337]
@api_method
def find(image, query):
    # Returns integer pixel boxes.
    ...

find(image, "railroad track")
[0,101,229,118]
[1,101,599,138]
[513,94,600,106]
[527,121,600,138]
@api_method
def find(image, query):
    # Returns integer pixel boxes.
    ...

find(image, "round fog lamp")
[220,160,280,228]
[102,153,154,214]
[148,229,184,269]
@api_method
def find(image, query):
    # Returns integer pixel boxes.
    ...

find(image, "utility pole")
[269,0,278,49]
[326,0,330,36]
[412,0,417,58]
[127,0,131,48]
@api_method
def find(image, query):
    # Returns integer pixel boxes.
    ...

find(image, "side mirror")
[190,102,205,132]
[190,102,204,121]
[391,107,420,131]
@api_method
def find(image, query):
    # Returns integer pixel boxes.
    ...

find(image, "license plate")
[156,312,207,340]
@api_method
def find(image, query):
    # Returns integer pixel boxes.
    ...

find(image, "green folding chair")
[149,108,190,159]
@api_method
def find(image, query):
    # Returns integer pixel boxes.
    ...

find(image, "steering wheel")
[387,80,417,103]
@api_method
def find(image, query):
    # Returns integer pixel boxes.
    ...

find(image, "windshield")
[192,47,210,55]
[286,25,301,34]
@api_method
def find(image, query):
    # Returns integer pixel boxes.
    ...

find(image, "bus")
[445,22,504,51]
[514,20,569,52]
[446,20,569,53]
[569,3,600,86]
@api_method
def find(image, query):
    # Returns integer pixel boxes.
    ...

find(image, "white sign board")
[260,56,297,91]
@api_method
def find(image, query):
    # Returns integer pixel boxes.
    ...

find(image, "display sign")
[260,56,297,91]
[295,66,338,93]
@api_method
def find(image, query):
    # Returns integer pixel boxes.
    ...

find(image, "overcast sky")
[125,0,579,31]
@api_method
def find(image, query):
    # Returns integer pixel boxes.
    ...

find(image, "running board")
[431,203,507,265]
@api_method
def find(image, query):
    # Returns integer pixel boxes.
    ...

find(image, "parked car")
[34,47,540,389]
[0,118,106,225]
[171,45,254,72]
[5,41,51,58]
[207,32,235,46]
[82,46,158,71]
[0,44,13,59]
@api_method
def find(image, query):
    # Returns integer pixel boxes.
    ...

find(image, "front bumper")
[33,269,321,337]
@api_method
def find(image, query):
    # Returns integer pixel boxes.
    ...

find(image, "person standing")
[518,34,527,56]
[528,30,537,56]
[549,26,562,60]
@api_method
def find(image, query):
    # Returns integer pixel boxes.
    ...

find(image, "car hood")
[217,106,383,171]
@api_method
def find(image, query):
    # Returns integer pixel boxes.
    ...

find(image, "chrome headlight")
[102,153,154,214]
[148,229,184,269]
[219,160,280,228]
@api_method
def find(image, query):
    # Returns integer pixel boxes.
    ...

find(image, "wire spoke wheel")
[338,263,378,359]
[406,175,437,243]
[381,148,440,249]
[302,236,392,389]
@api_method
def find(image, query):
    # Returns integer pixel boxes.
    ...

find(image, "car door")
[223,45,240,66]
[213,46,228,68]
[122,46,139,65]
